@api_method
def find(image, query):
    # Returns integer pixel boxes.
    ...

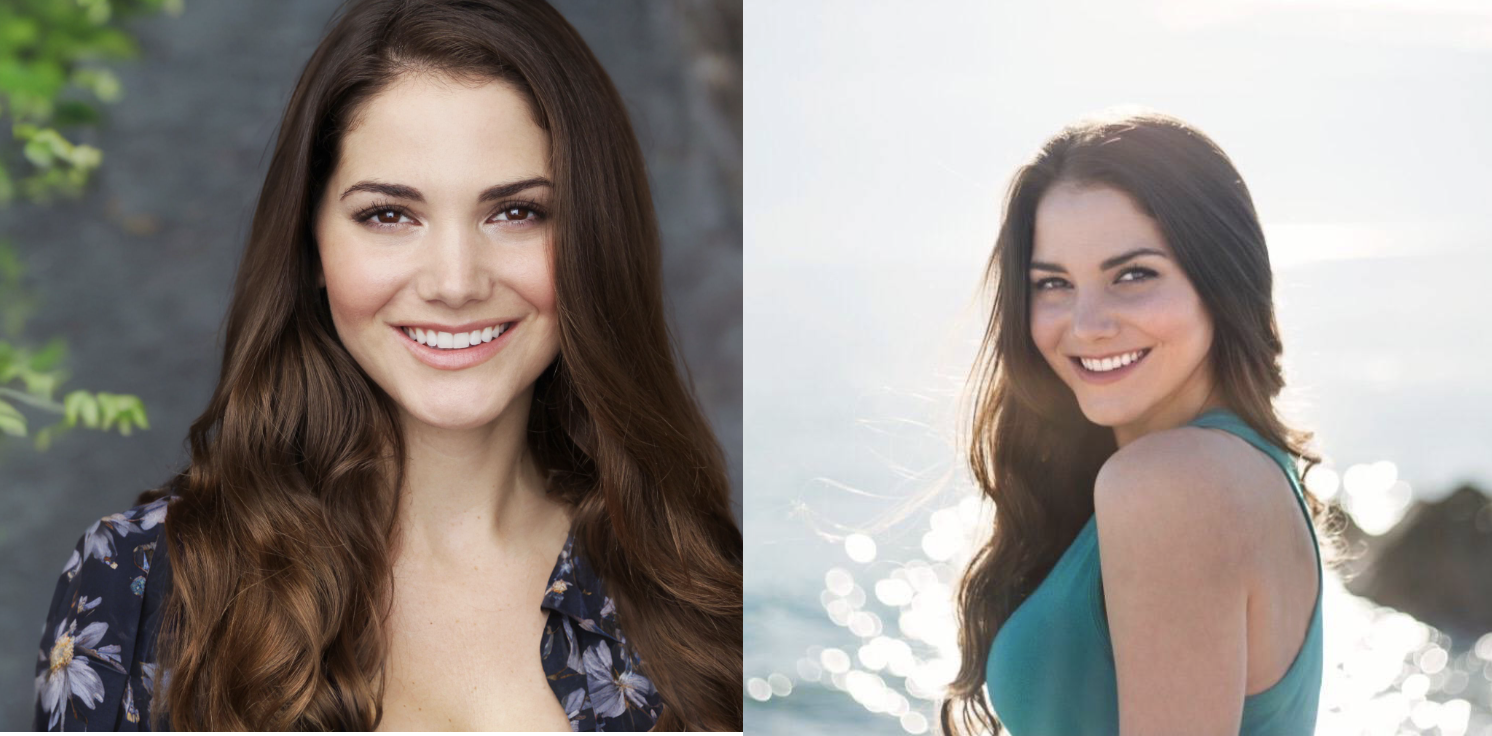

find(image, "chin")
[401,398,513,431]
[1073,395,1145,428]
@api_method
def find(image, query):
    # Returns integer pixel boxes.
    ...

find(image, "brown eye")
[496,206,533,221]
[354,203,414,231]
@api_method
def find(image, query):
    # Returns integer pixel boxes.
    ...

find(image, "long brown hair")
[940,107,1347,735]
[132,0,742,729]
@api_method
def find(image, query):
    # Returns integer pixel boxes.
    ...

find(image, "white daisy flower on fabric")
[583,641,656,718]
[81,513,142,568]
[545,578,569,607]
[35,617,121,731]
[135,498,168,531]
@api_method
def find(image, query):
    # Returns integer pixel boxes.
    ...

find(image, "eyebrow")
[1029,247,1169,274]
[338,176,552,203]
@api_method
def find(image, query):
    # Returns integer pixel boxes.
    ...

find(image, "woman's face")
[1027,182,1215,437]
[314,72,560,432]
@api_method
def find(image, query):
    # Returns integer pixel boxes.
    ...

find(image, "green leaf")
[28,336,66,372]
[71,67,121,103]
[80,391,100,429]
[79,0,112,25]
[0,16,42,50]
[52,99,102,126]
[97,390,122,431]
[122,395,147,430]
[0,58,66,100]
[22,134,55,167]
[64,389,99,429]
[69,143,101,169]
[0,343,22,383]
[0,398,25,437]
[73,27,139,60]
[20,369,57,401]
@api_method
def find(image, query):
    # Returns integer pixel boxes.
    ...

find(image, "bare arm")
[1095,428,1253,736]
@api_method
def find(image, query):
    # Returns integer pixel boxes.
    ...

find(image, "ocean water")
[745,245,1492,734]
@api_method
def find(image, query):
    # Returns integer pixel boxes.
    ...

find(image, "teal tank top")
[984,408,1323,735]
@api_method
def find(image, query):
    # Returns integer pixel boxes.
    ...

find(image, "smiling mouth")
[399,321,515,350]
[1070,347,1151,374]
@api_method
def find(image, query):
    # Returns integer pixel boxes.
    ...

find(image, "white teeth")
[402,323,509,350]
[1080,349,1146,373]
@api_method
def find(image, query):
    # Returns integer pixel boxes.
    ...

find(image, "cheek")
[320,239,403,327]
[1142,285,1211,351]
[1029,301,1063,353]
[506,239,557,315]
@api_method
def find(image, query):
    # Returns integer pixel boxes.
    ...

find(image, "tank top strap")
[1186,407,1320,550]
[1186,408,1300,485]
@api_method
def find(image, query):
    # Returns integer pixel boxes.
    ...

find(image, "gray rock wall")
[0,0,741,727]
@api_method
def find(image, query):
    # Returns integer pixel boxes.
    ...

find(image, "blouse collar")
[539,531,624,645]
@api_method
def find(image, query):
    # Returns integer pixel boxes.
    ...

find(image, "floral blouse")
[33,494,663,731]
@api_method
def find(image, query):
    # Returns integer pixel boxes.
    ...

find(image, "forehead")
[1031,183,1171,263]
[333,72,550,193]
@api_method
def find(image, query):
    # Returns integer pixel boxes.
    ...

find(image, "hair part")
[135,0,741,729]
[940,106,1349,735]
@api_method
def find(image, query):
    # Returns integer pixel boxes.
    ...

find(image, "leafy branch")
[0,0,184,459]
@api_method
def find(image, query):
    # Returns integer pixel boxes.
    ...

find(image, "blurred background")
[746,1,1492,734]
[0,0,741,728]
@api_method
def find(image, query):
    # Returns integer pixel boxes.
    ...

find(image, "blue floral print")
[539,534,663,731]
[33,494,664,731]
[583,640,657,720]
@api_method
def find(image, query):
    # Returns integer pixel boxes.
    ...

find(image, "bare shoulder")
[1094,425,1263,564]
[1094,427,1261,732]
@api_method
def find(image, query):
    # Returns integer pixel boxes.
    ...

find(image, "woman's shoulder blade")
[33,493,176,731]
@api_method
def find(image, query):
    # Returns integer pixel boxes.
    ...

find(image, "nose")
[1069,290,1119,343]
[421,222,492,308]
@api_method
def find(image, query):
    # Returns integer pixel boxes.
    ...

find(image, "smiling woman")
[313,73,564,423]
[30,0,742,732]
[942,108,1346,736]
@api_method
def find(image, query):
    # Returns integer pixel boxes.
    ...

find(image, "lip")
[1069,347,1151,385]
[394,320,517,371]
[397,319,513,334]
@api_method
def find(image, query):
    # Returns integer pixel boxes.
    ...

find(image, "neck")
[1112,382,1227,449]
[390,386,569,566]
